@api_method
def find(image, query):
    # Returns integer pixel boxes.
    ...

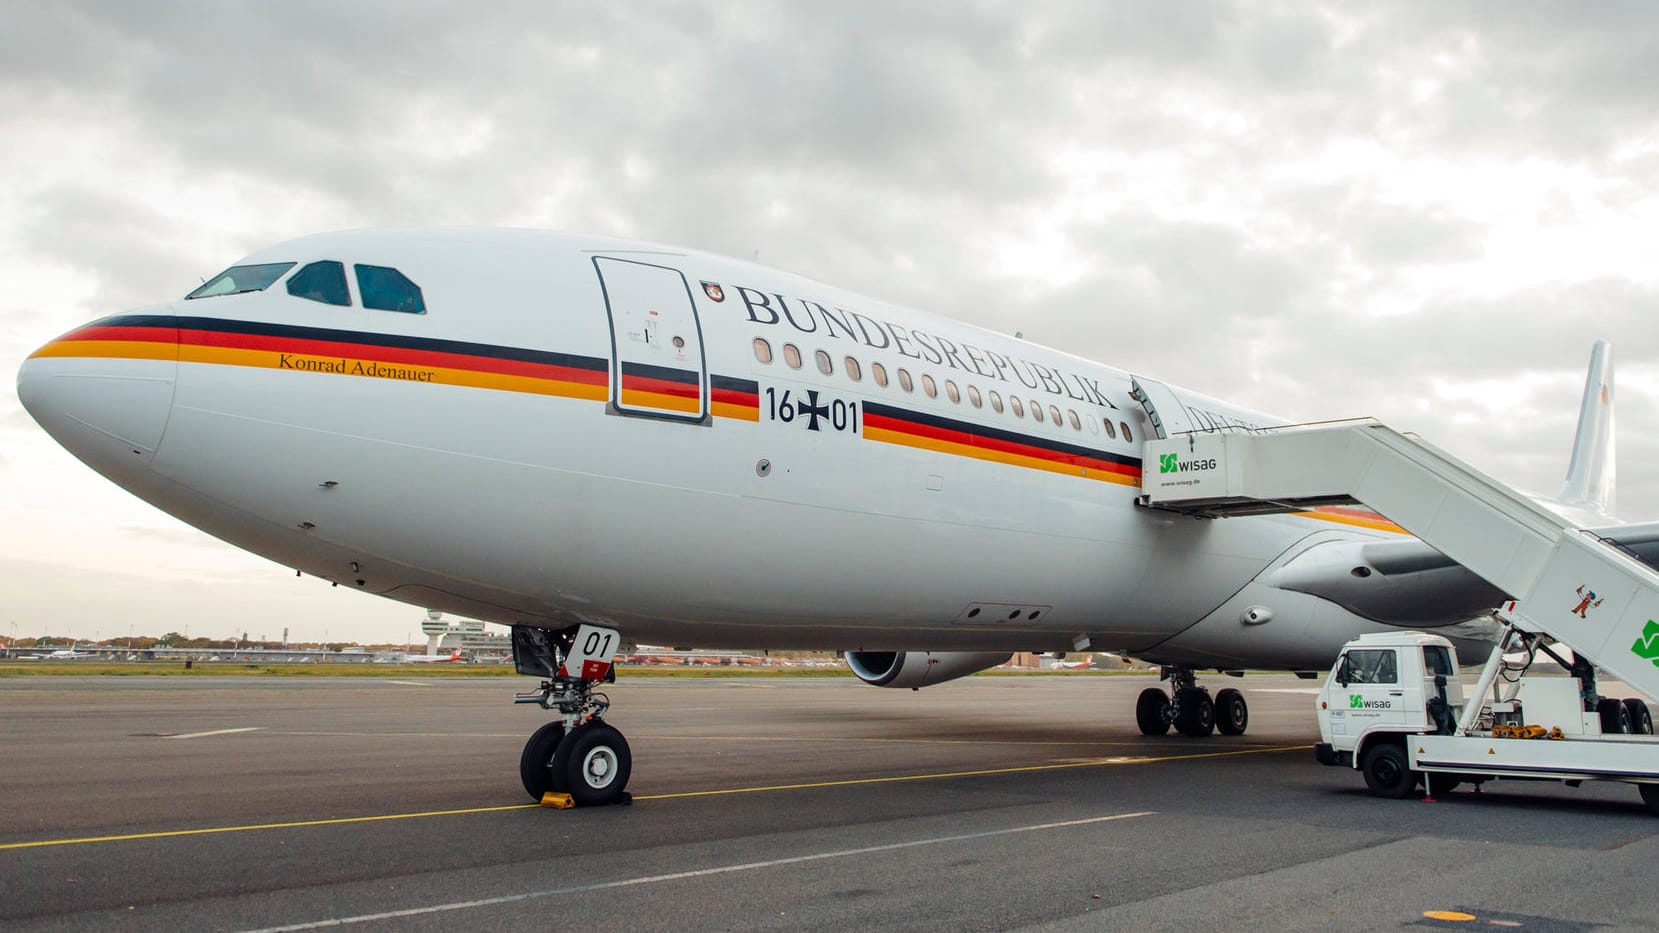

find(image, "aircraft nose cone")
[17,311,180,474]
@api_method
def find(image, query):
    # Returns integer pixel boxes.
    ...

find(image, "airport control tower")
[418,610,512,661]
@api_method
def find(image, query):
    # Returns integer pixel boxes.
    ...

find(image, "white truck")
[1315,623,1659,813]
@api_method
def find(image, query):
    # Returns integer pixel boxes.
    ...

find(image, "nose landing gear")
[512,623,632,806]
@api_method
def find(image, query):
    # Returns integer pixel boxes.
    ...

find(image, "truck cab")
[1316,631,1462,766]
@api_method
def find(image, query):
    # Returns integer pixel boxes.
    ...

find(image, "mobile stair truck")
[1132,387,1659,813]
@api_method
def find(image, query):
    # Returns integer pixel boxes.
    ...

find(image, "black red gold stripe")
[711,374,760,422]
[618,360,701,414]
[863,401,1142,486]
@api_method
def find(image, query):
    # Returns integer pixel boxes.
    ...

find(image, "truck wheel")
[1641,784,1659,816]
[1361,742,1417,799]
[1135,688,1171,736]
[1599,697,1631,734]
[1624,699,1654,735]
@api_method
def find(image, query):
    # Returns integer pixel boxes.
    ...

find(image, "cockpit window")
[355,264,425,313]
[286,261,351,306]
[185,262,296,299]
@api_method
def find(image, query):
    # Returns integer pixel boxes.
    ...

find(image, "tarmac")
[2,673,1656,932]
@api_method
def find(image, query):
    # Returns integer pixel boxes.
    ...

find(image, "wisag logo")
[1158,454,1217,475]
[1349,694,1392,710]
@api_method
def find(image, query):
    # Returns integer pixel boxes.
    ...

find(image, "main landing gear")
[512,624,633,806]
[1135,666,1250,738]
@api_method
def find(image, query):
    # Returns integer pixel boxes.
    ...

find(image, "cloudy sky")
[4,2,1657,646]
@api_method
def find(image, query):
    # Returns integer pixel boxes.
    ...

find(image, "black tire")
[1174,688,1215,737]
[519,721,566,800]
[552,721,633,806]
[1135,688,1171,736]
[1640,783,1659,816]
[1361,742,1417,799]
[1215,688,1248,736]
[1599,697,1631,734]
[1624,699,1654,735]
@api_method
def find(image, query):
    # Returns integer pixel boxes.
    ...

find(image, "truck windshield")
[185,262,296,299]
[1341,648,1398,684]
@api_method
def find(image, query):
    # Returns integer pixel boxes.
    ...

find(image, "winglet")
[1558,340,1616,515]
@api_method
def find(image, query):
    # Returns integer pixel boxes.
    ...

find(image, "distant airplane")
[403,647,465,664]
[18,226,1657,807]
[38,646,95,660]
[1049,655,1094,671]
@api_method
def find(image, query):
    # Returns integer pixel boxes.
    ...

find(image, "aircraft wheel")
[553,720,633,806]
[1135,688,1171,736]
[1215,688,1249,736]
[1361,742,1417,799]
[1599,697,1631,734]
[519,721,566,800]
[1624,698,1654,735]
[1174,688,1215,737]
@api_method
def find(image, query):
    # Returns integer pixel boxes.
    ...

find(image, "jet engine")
[844,650,1011,688]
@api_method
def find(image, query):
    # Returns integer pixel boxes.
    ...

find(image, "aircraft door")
[1129,375,1197,439]
[594,256,708,422]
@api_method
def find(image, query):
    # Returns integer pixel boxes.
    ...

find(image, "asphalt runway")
[2,673,1656,932]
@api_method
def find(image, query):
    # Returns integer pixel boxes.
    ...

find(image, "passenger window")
[1067,409,1081,431]
[945,380,960,403]
[1048,404,1062,426]
[783,344,802,369]
[186,262,296,299]
[355,264,424,313]
[871,362,889,387]
[753,338,773,364]
[922,374,937,398]
[967,385,982,408]
[1032,402,1045,423]
[989,390,1003,413]
[815,349,833,376]
[1120,422,1132,442]
[845,357,862,382]
[285,261,351,306]
[898,368,914,392]
[1010,396,1024,417]
[1103,419,1117,439]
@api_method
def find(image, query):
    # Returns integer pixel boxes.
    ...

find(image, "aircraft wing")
[1268,521,1659,628]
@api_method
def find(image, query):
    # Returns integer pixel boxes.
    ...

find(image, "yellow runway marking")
[0,744,1306,852]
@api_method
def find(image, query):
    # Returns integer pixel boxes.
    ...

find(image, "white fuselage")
[19,228,1423,668]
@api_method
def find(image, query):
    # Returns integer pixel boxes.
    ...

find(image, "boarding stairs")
[1136,414,1659,703]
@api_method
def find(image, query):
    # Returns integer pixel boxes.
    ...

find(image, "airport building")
[419,612,512,661]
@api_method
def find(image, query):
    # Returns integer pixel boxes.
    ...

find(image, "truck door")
[1330,647,1410,736]
[593,256,708,423]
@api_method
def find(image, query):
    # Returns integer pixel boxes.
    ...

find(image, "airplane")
[1048,655,1095,671]
[37,646,96,660]
[403,647,466,663]
[18,226,1659,807]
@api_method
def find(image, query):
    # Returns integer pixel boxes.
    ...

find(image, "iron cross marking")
[799,390,831,431]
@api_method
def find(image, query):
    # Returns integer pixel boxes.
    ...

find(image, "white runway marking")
[381,680,431,687]
[234,810,1155,932]
[165,727,264,740]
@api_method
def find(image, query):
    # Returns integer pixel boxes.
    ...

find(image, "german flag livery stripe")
[711,374,760,422]
[863,401,1141,487]
[618,361,701,414]
[1296,505,1405,534]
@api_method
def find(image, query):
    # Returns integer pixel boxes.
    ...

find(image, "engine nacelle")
[844,650,1012,688]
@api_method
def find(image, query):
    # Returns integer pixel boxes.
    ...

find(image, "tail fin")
[1557,340,1616,515]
